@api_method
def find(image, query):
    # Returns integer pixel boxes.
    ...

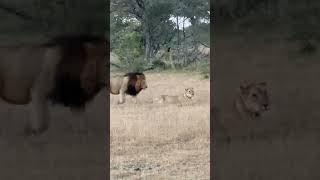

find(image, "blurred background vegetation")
[2,1,319,76]
[214,0,320,56]
[0,0,106,42]
[110,0,210,77]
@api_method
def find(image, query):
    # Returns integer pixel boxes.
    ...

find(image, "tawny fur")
[110,72,147,104]
[0,34,109,135]
[215,82,270,140]
[153,88,195,106]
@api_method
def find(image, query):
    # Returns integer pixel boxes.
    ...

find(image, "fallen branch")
[110,62,122,69]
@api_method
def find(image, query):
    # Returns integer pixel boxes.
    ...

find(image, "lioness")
[0,34,109,135]
[153,88,195,105]
[235,82,269,119]
[215,82,270,140]
[110,72,147,104]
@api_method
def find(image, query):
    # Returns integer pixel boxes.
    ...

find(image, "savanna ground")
[214,31,320,180]
[110,72,210,179]
[0,91,108,180]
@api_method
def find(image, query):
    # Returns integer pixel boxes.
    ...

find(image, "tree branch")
[197,41,209,47]
[135,0,145,10]
[0,2,42,22]
[110,62,122,69]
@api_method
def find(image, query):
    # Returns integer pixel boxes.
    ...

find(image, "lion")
[214,82,270,141]
[0,34,108,135]
[153,88,195,106]
[110,72,147,104]
[234,82,269,119]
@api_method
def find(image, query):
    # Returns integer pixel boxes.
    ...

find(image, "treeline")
[0,0,105,36]
[215,0,320,30]
[110,0,210,73]
[215,0,320,56]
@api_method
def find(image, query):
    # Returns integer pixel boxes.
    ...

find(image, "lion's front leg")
[26,47,58,136]
[118,89,126,104]
[27,91,50,135]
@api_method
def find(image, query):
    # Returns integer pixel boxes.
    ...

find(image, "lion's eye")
[252,93,257,97]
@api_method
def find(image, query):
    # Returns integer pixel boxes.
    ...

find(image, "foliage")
[113,30,148,72]
[110,0,210,72]
[184,60,210,79]
[0,1,106,34]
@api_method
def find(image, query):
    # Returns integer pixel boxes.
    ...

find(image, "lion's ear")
[239,82,249,94]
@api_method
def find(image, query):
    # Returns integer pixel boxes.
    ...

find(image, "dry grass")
[110,72,210,179]
[0,91,108,180]
[214,33,320,179]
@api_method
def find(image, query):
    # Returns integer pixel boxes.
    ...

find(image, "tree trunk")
[64,0,69,32]
[182,18,187,66]
[190,16,199,62]
[176,16,180,46]
[278,0,288,20]
[144,24,151,62]
[169,48,175,70]
[176,16,180,64]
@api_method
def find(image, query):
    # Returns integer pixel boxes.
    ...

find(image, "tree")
[110,0,210,71]
[111,0,176,62]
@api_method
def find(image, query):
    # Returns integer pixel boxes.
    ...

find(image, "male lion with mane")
[110,72,147,104]
[0,34,109,135]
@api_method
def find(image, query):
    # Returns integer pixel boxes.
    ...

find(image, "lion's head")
[238,82,269,117]
[184,88,195,99]
[125,72,147,96]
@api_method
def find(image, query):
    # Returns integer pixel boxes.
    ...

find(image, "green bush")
[111,30,148,72]
[183,60,210,78]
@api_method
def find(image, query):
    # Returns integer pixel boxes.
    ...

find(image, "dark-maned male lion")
[110,72,147,104]
[0,34,109,135]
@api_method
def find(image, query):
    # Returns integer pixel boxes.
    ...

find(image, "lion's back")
[0,47,48,104]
